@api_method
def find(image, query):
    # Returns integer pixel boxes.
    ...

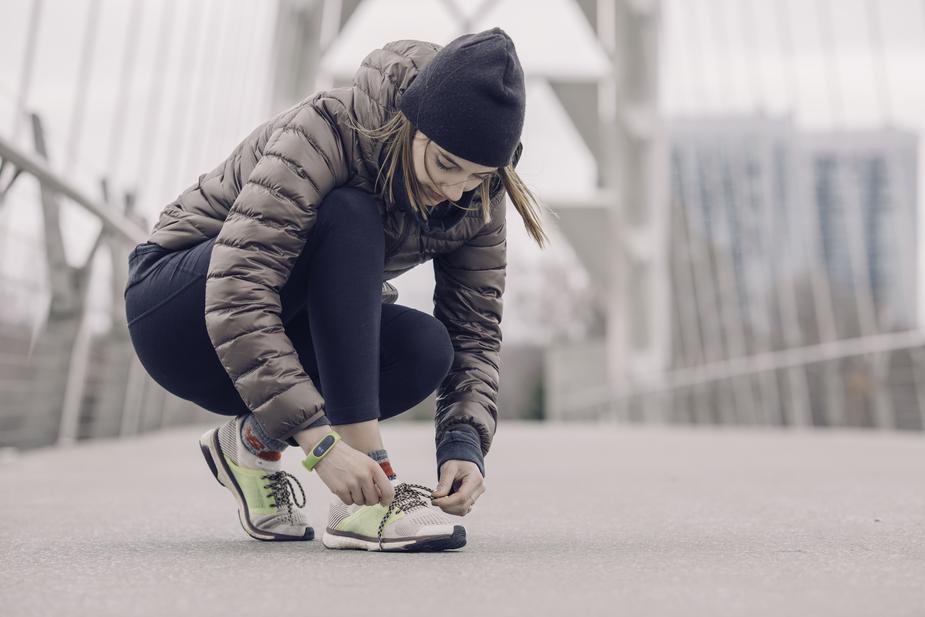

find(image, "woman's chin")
[425,188,445,205]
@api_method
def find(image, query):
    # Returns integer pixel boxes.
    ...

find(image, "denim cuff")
[436,424,486,479]
[247,413,289,451]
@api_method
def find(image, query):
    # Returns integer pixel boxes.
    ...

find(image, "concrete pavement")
[1,420,923,616]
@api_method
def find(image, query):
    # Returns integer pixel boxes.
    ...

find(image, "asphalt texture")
[1,421,923,616]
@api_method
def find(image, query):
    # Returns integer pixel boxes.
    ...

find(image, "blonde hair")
[345,110,550,248]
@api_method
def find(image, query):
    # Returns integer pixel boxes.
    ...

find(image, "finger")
[469,479,485,500]
[443,499,473,517]
[348,484,364,506]
[372,467,395,507]
[474,483,486,501]
[432,464,457,498]
[340,488,357,506]
[434,494,468,511]
[433,464,456,498]
[361,479,379,506]
[432,498,464,516]
[433,476,476,510]
[456,471,481,495]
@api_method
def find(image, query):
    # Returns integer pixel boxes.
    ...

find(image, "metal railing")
[0,116,202,449]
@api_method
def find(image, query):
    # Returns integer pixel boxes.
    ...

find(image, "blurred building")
[668,117,919,364]
[549,114,923,429]
[805,130,919,335]
[668,116,800,368]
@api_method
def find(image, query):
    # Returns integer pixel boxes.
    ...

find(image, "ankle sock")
[367,448,397,480]
[240,414,287,462]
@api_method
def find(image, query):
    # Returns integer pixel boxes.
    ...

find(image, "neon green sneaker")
[199,415,313,541]
[321,481,466,552]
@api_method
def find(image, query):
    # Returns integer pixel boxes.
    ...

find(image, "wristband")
[301,430,342,472]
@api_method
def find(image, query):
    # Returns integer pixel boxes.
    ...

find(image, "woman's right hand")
[313,440,395,507]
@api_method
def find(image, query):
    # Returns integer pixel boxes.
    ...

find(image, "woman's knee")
[427,319,455,379]
[397,313,455,388]
[190,388,250,418]
[318,187,383,239]
[379,313,454,420]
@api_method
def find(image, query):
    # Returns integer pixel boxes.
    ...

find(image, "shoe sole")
[321,525,466,552]
[198,428,314,542]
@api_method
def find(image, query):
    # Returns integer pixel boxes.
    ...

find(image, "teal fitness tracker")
[302,430,342,472]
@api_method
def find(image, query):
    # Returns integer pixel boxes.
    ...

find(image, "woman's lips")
[425,186,444,203]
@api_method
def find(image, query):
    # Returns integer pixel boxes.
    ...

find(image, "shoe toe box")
[415,523,458,538]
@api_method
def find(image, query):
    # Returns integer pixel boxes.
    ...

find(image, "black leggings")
[124,187,454,432]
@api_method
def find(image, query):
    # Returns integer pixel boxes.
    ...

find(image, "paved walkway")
[1,421,923,616]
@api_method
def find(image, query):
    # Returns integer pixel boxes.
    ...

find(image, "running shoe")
[321,481,466,551]
[199,415,314,541]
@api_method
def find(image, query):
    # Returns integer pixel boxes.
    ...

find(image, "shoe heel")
[198,431,224,488]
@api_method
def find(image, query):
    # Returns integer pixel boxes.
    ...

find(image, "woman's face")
[411,130,497,206]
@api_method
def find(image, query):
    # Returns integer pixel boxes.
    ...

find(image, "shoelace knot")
[376,482,436,550]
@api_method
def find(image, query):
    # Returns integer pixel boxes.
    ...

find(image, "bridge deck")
[1,421,922,616]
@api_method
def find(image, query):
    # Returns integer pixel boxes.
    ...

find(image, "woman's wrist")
[436,424,486,477]
[293,423,337,453]
[301,430,342,472]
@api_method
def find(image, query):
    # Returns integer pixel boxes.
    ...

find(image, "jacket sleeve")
[204,100,348,443]
[431,188,508,478]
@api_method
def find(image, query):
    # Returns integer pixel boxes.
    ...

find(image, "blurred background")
[0,0,923,450]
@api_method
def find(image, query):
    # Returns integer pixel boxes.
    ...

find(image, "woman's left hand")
[431,460,485,516]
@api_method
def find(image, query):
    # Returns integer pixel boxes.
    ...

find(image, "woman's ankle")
[367,448,398,480]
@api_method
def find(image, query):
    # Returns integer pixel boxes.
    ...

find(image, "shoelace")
[376,482,435,550]
[262,471,307,523]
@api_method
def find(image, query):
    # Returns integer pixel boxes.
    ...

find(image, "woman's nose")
[442,185,464,201]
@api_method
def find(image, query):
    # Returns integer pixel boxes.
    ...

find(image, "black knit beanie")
[398,27,525,168]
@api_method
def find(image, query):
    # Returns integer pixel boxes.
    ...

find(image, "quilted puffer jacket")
[144,39,522,472]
